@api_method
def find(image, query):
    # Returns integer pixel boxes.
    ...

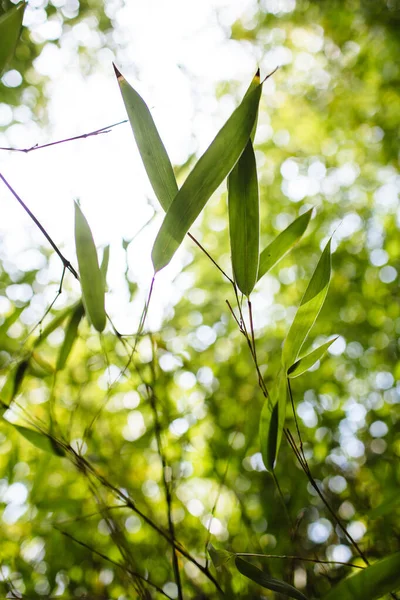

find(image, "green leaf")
[288,337,337,378]
[322,552,400,600]
[74,202,106,333]
[151,73,263,272]
[259,371,288,472]
[33,302,79,348]
[100,245,110,289]
[208,544,234,568]
[114,65,178,212]
[10,424,65,457]
[257,209,313,282]
[228,139,259,296]
[282,239,331,370]
[0,2,26,77]
[235,557,308,600]
[56,302,84,370]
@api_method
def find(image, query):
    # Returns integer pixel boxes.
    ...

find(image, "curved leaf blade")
[322,552,400,600]
[74,202,106,332]
[151,74,263,272]
[10,424,65,457]
[228,139,259,296]
[56,302,84,370]
[282,239,331,370]
[288,337,337,378]
[0,2,26,77]
[258,209,313,282]
[235,557,308,600]
[114,66,178,211]
[259,371,287,472]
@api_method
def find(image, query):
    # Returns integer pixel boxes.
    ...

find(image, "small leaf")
[74,202,106,332]
[282,239,331,370]
[0,2,26,77]
[208,544,234,569]
[235,557,308,600]
[259,371,288,472]
[288,337,337,378]
[257,209,313,282]
[56,302,85,370]
[151,73,263,272]
[114,65,178,212]
[10,424,65,457]
[100,245,110,289]
[228,139,259,296]
[12,359,29,400]
[321,552,400,600]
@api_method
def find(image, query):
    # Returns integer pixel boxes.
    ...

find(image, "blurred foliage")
[1,0,400,598]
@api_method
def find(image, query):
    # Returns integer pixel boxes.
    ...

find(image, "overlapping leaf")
[0,2,26,76]
[259,371,288,472]
[322,552,400,600]
[257,209,313,282]
[228,139,259,296]
[235,557,308,600]
[151,73,263,271]
[114,66,178,211]
[282,239,331,370]
[56,302,84,370]
[287,337,337,378]
[9,424,65,456]
[74,202,106,333]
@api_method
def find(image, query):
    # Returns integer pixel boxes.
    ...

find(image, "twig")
[0,119,128,153]
[0,172,78,279]
[235,553,364,569]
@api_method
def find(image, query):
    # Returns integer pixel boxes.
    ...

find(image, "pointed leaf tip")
[113,63,123,80]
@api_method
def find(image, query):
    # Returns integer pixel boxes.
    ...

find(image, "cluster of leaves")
[0,0,400,599]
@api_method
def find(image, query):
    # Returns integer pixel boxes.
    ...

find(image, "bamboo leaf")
[74,202,106,333]
[282,239,331,370]
[33,303,78,348]
[100,245,110,289]
[151,73,263,272]
[257,209,313,282]
[322,552,400,600]
[228,139,259,296]
[288,337,337,378]
[0,2,26,77]
[259,371,287,472]
[10,424,65,457]
[235,557,308,600]
[114,65,178,212]
[56,302,84,370]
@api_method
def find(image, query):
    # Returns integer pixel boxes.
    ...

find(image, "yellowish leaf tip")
[113,63,124,82]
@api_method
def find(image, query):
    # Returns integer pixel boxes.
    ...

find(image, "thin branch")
[0,172,78,279]
[0,119,128,153]
[235,553,364,569]
[56,527,173,599]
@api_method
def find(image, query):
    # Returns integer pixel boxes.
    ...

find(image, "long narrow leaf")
[258,209,313,282]
[282,239,331,370]
[114,66,178,211]
[74,202,106,333]
[100,245,110,289]
[288,337,337,378]
[228,139,259,296]
[0,2,26,76]
[259,371,287,472]
[56,302,84,370]
[10,424,65,457]
[235,557,308,600]
[322,552,400,600]
[151,74,263,272]
[33,303,78,348]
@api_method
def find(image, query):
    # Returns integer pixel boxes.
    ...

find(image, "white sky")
[0,0,266,331]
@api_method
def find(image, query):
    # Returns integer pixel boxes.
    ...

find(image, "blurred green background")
[0,0,399,598]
